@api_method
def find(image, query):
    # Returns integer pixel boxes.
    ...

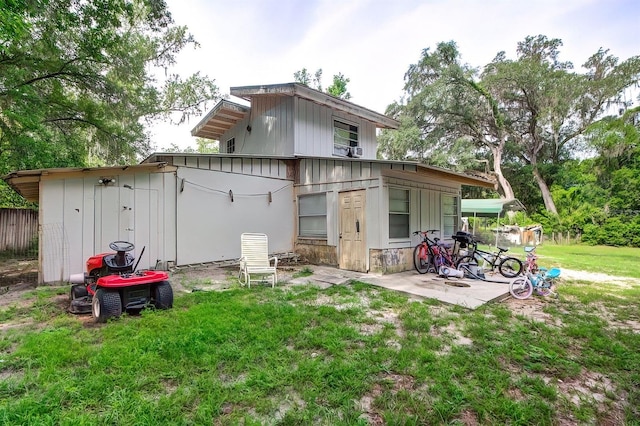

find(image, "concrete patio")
[287,266,512,309]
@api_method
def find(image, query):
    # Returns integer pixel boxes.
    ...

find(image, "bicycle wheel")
[456,255,477,269]
[499,257,523,278]
[413,244,430,274]
[509,277,533,299]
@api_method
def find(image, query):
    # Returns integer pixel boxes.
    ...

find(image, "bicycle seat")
[497,246,509,252]
[524,246,536,253]
[545,268,561,279]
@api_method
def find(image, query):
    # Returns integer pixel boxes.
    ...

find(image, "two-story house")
[4,83,493,283]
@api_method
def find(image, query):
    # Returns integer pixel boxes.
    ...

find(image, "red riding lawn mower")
[69,241,173,323]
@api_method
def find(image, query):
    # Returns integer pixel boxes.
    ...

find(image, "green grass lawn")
[534,244,640,278]
[1,246,639,424]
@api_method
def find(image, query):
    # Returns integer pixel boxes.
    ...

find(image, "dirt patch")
[561,268,640,287]
[0,258,39,310]
[503,297,560,325]
[358,373,416,425]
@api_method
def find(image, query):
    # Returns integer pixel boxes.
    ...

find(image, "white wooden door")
[339,190,366,272]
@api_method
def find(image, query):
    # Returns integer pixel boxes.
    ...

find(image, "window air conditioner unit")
[350,146,363,157]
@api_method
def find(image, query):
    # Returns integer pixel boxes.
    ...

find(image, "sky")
[153,0,640,151]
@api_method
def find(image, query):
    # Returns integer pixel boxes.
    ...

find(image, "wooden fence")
[0,208,38,253]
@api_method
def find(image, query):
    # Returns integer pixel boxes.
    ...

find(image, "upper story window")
[334,120,358,147]
[226,138,235,153]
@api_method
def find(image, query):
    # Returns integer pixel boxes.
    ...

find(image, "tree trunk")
[532,166,558,214]
[491,144,515,199]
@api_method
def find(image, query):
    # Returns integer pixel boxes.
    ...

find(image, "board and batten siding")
[293,98,378,159]
[295,158,383,248]
[382,173,461,250]
[175,167,294,265]
[169,155,290,180]
[38,171,172,283]
[218,96,294,156]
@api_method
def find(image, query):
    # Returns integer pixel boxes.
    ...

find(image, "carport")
[461,198,526,246]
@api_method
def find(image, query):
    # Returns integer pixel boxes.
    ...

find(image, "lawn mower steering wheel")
[109,241,135,252]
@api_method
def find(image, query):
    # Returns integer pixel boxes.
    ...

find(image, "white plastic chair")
[238,233,278,288]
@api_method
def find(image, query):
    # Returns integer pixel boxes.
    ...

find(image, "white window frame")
[389,187,410,239]
[298,193,327,238]
[442,194,459,238]
[226,137,235,153]
[333,119,359,157]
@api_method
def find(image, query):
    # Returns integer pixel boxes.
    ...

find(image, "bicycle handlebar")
[413,229,439,235]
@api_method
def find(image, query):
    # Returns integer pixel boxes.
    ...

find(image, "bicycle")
[523,245,539,273]
[455,239,523,278]
[509,266,561,299]
[412,230,455,274]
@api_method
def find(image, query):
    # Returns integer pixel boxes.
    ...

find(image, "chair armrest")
[269,256,278,268]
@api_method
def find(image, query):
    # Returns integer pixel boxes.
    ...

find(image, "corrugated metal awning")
[190,100,250,140]
[461,198,526,217]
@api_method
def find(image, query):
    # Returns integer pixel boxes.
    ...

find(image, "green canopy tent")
[461,198,526,246]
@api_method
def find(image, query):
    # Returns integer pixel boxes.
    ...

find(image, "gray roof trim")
[230,83,399,129]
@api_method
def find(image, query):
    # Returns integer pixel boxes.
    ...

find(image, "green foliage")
[0,0,219,177]
[0,181,37,208]
[293,68,351,99]
[385,35,640,216]
[293,67,323,91]
[326,72,351,100]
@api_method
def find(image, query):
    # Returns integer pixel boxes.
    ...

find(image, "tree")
[0,0,219,177]
[384,36,640,215]
[293,68,323,91]
[379,41,513,198]
[326,73,351,100]
[166,137,219,153]
[484,35,640,213]
[293,68,352,99]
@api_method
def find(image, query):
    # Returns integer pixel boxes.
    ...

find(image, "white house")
[4,83,493,283]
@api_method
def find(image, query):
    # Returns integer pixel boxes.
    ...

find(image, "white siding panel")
[38,171,172,283]
[162,172,177,265]
[40,180,66,283]
[219,97,294,156]
[63,179,83,279]
[176,168,294,264]
[366,187,380,249]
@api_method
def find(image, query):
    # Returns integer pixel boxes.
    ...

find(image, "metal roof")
[461,198,526,217]
[191,83,400,141]
[2,162,171,203]
[190,99,250,140]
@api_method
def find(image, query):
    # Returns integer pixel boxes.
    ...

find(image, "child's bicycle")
[509,247,561,299]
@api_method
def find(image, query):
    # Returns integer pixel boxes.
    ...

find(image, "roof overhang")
[461,198,526,217]
[190,99,250,140]
[415,164,495,188]
[230,83,400,129]
[2,162,173,203]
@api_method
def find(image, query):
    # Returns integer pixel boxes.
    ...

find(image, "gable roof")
[191,82,399,140]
